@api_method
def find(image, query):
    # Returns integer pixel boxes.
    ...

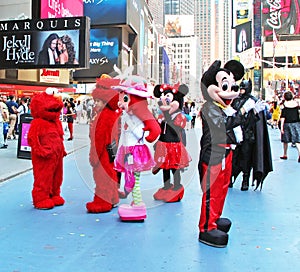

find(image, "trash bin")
[17,113,33,159]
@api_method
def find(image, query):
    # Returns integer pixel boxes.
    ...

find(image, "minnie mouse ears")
[153,83,189,98]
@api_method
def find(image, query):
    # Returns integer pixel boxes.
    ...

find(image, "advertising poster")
[164,15,194,37]
[262,0,300,36]
[40,0,83,19]
[83,0,126,26]
[235,21,252,53]
[232,0,251,27]
[73,28,121,79]
[20,123,31,152]
[0,17,90,69]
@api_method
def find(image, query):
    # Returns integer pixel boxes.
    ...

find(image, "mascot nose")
[231,85,239,92]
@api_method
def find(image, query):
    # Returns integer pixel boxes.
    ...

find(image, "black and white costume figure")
[230,79,273,191]
[197,60,266,248]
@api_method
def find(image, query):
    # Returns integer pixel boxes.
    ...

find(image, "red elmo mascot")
[86,75,121,213]
[28,88,67,210]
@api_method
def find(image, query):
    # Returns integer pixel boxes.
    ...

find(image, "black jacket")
[199,101,245,166]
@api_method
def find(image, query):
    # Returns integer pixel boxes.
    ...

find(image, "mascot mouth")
[48,107,61,113]
[223,99,232,106]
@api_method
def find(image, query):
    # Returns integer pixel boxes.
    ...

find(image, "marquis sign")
[0,16,90,69]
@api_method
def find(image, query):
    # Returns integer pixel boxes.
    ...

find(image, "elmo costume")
[113,75,161,221]
[86,75,121,213]
[28,88,67,210]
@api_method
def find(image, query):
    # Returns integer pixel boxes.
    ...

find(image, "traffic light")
[292,55,298,65]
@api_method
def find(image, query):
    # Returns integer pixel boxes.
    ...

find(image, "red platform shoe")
[153,185,173,201]
[164,185,184,203]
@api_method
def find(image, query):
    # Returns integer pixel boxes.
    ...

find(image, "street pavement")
[0,120,300,272]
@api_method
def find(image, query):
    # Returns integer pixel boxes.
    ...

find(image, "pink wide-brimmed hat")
[112,75,152,98]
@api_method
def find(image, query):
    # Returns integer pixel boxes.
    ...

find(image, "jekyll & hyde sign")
[0,16,90,69]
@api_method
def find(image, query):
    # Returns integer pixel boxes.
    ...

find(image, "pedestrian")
[182,101,191,129]
[6,95,18,140]
[279,91,300,162]
[65,100,75,141]
[0,96,8,149]
[190,101,197,128]
[0,96,9,148]
[270,100,281,128]
[75,100,83,123]
[16,97,29,134]
[86,75,121,213]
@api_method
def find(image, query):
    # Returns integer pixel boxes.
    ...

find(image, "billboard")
[73,27,121,79]
[164,15,194,37]
[232,0,252,27]
[236,21,252,53]
[40,0,83,19]
[262,0,300,36]
[84,0,126,26]
[0,17,90,69]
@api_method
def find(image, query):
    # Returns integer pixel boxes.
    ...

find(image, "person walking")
[190,101,197,129]
[279,91,300,162]
[65,100,75,141]
[6,95,18,140]
[270,100,281,129]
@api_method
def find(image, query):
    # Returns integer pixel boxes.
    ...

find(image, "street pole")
[285,43,288,90]
[260,2,265,100]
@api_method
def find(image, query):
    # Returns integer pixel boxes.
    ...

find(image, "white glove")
[223,106,236,116]
[242,98,255,113]
[254,100,266,113]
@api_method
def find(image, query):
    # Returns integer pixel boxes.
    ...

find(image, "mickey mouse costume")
[198,60,265,247]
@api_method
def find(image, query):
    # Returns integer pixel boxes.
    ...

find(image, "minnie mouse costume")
[152,83,191,202]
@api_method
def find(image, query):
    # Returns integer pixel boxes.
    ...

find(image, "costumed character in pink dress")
[198,60,265,247]
[152,83,191,202]
[113,76,161,221]
[28,88,67,209]
[86,75,121,213]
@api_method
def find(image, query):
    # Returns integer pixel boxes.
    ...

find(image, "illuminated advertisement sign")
[164,15,194,37]
[83,0,126,26]
[0,16,90,69]
[73,27,121,79]
[40,0,83,18]
[232,0,251,27]
[235,21,252,53]
[262,0,300,36]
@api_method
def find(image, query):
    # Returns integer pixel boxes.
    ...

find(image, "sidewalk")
[0,123,300,272]
[0,123,90,182]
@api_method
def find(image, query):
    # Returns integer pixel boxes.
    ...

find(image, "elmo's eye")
[222,82,229,91]
[123,95,129,102]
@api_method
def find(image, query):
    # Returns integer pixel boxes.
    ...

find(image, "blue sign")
[84,0,126,26]
[73,27,121,79]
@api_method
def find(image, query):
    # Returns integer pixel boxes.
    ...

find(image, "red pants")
[199,151,232,232]
[68,122,73,138]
